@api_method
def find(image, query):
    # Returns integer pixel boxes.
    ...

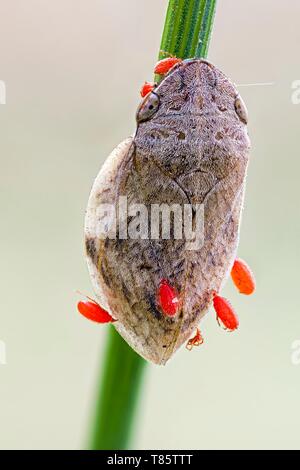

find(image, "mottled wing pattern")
[85,59,250,364]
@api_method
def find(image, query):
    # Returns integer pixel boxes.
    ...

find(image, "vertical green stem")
[157,0,217,82]
[88,0,217,450]
[89,327,146,450]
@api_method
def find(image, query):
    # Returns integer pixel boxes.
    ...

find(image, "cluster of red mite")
[78,258,255,351]
[78,58,256,352]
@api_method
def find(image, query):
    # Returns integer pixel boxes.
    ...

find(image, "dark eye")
[136,92,160,123]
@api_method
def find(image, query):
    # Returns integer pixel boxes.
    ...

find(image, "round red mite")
[154,57,182,75]
[231,258,255,295]
[212,293,239,331]
[140,81,155,98]
[158,279,180,317]
[77,300,115,324]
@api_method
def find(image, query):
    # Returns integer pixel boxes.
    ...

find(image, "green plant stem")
[156,0,217,82]
[89,327,146,450]
[89,0,217,450]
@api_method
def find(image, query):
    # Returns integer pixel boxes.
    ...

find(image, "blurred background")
[1,0,300,450]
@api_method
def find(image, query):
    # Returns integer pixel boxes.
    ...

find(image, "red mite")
[231,258,255,295]
[140,81,155,98]
[186,328,204,350]
[77,299,115,324]
[154,57,182,75]
[212,292,239,331]
[158,279,180,317]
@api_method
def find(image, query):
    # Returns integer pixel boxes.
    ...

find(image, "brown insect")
[84,59,250,365]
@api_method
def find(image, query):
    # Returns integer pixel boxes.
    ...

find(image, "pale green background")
[1,0,300,449]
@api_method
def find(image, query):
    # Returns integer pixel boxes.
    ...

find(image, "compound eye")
[136,92,160,123]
